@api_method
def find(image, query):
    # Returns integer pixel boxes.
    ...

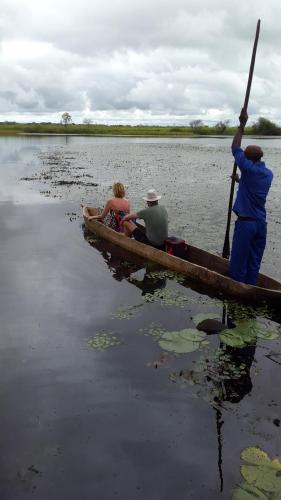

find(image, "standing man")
[229,108,273,285]
[122,189,168,249]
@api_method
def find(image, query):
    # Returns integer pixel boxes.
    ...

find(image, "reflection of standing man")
[229,109,273,285]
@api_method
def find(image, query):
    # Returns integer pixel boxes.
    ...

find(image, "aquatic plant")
[220,320,279,348]
[145,270,185,283]
[111,303,143,320]
[87,332,121,351]
[232,447,281,499]
[140,323,167,339]
[159,329,208,354]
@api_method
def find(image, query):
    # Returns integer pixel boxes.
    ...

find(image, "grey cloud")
[1,0,281,123]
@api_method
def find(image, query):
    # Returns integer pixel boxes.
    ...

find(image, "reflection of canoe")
[83,206,281,304]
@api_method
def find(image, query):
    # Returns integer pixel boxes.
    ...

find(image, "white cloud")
[1,0,281,124]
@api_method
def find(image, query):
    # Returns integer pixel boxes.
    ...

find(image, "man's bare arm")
[122,212,138,222]
[232,108,248,151]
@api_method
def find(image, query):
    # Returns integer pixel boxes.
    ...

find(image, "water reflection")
[84,226,168,294]
[83,225,281,497]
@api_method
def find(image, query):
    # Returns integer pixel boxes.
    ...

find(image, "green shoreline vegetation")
[0,117,280,137]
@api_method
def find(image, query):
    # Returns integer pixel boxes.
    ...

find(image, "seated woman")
[83,182,130,232]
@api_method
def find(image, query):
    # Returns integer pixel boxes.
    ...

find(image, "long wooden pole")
[222,19,261,259]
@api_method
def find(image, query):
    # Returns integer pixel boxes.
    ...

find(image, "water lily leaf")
[193,313,221,326]
[232,481,268,500]
[219,320,261,347]
[272,490,281,500]
[159,338,199,353]
[256,330,280,340]
[220,329,245,347]
[241,465,281,493]
[233,321,258,343]
[235,320,279,341]
[241,447,271,465]
[235,447,281,499]
[178,329,206,341]
[272,460,281,471]
[159,329,206,354]
[241,447,271,466]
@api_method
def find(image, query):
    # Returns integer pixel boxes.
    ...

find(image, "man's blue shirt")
[232,147,273,221]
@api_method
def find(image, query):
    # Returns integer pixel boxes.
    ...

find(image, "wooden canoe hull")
[82,207,281,304]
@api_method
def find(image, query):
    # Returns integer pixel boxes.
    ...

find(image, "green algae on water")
[145,270,185,283]
[111,303,143,320]
[140,323,167,340]
[87,331,121,351]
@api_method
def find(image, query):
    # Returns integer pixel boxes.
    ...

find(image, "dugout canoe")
[83,206,281,304]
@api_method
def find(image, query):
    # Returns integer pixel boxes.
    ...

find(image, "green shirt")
[137,205,168,246]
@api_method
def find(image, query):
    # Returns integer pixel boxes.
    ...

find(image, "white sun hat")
[142,189,162,202]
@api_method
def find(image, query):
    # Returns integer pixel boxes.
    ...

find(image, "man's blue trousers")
[229,219,267,285]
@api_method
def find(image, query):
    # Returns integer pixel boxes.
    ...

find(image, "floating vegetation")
[170,349,248,385]
[232,447,281,499]
[226,301,274,322]
[145,270,185,283]
[140,323,167,340]
[86,331,121,351]
[220,320,280,348]
[111,303,143,320]
[143,288,191,307]
[168,341,258,407]
[159,329,208,354]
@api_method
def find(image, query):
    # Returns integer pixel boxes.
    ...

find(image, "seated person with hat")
[122,189,168,249]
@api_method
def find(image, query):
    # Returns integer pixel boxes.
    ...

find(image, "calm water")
[0,135,280,500]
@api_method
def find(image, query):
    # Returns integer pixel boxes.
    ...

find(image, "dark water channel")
[0,136,280,500]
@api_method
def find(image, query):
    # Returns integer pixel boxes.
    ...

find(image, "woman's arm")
[99,199,112,219]
[87,199,112,221]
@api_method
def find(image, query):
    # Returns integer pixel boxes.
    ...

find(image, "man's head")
[143,189,161,207]
[244,145,263,162]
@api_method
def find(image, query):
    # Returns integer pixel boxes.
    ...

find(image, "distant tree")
[214,120,230,134]
[189,119,203,129]
[83,118,93,127]
[61,112,72,127]
[252,117,281,136]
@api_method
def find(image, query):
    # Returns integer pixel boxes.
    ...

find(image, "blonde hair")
[113,182,125,198]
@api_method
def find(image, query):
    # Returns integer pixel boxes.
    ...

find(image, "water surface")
[0,135,280,500]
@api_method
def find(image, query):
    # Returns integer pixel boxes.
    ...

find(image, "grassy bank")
[1,115,281,137]
[0,122,244,137]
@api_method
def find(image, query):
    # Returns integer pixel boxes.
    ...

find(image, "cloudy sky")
[1,0,280,125]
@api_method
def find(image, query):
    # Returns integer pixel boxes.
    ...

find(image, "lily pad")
[240,447,281,494]
[193,312,221,326]
[241,447,271,466]
[256,330,280,340]
[159,329,207,354]
[232,481,268,499]
[220,329,246,347]
[272,491,281,500]
[241,465,281,493]
[220,320,280,348]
